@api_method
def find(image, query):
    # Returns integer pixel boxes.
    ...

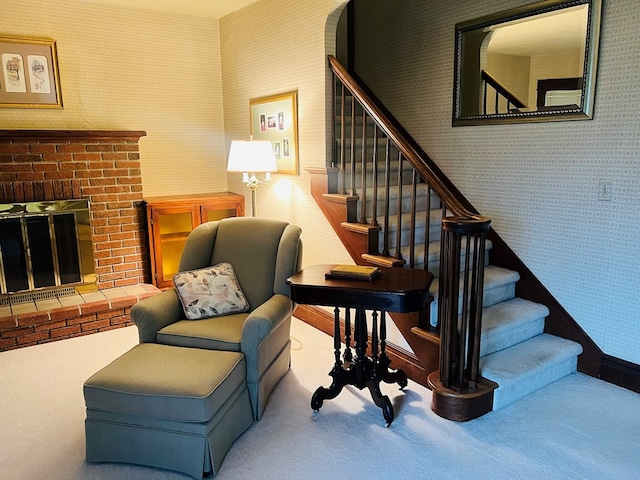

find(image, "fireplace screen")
[0,199,96,299]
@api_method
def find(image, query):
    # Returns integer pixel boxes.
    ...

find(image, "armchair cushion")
[157,313,247,351]
[173,262,249,320]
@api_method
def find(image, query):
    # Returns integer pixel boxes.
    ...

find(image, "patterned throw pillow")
[173,263,250,320]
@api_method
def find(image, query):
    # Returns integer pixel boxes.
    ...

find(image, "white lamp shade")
[227,140,278,173]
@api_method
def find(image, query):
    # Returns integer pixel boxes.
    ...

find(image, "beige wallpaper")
[220,0,353,268]
[0,0,228,197]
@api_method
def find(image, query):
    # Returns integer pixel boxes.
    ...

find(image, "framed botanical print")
[0,35,62,108]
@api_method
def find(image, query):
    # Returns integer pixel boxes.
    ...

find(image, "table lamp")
[227,138,277,216]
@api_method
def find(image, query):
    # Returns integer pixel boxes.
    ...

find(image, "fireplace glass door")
[0,200,94,297]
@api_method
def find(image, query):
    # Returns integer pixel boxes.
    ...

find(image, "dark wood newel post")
[429,215,498,421]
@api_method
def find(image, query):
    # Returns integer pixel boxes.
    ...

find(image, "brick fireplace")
[0,130,159,351]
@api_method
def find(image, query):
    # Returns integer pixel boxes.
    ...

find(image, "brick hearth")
[0,284,159,351]
[0,130,159,351]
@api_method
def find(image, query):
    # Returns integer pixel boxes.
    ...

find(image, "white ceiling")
[81,0,261,18]
[85,1,587,57]
[487,5,589,56]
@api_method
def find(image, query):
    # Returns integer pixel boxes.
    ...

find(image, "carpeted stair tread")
[480,334,583,410]
[430,265,519,296]
[480,298,548,357]
[428,265,520,321]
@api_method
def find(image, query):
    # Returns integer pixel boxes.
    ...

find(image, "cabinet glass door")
[200,196,244,222]
[152,207,198,287]
[202,207,237,222]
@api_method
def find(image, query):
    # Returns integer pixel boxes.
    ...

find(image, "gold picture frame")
[250,91,299,175]
[0,35,63,108]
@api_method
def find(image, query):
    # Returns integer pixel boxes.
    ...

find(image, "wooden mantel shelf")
[0,130,147,140]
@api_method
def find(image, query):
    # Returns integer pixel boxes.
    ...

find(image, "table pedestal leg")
[311,367,348,411]
[312,307,403,426]
[363,376,394,426]
[312,307,350,411]
[378,312,408,389]
[378,353,408,389]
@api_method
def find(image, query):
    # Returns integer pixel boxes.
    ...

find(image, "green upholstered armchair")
[131,217,302,420]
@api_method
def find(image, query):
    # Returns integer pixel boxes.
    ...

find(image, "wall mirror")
[452,0,602,126]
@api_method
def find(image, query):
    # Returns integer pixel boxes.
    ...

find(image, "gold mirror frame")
[452,0,602,126]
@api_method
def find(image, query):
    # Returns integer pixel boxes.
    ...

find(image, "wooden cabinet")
[144,192,245,288]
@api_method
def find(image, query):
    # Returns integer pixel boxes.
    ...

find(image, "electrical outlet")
[598,180,612,201]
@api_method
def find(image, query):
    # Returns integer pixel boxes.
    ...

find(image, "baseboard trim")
[600,354,640,393]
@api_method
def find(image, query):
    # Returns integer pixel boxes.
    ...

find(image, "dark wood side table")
[287,264,433,426]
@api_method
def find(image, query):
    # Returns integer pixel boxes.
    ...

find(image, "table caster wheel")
[311,393,324,411]
[398,373,408,390]
[382,396,394,426]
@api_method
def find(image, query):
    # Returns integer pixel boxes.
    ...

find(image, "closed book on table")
[325,265,380,281]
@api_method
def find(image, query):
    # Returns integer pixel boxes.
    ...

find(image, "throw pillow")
[173,262,250,320]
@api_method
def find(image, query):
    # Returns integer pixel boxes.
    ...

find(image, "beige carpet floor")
[1,318,639,479]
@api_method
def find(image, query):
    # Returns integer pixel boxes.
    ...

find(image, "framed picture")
[250,91,299,175]
[0,35,62,108]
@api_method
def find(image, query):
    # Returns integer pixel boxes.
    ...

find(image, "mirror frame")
[452,0,602,126]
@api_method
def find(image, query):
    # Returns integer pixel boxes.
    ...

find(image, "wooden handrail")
[328,56,477,219]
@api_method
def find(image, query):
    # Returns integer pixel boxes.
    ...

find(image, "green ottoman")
[83,343,254,479]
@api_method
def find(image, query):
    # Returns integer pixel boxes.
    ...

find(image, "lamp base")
[250,185,257,217]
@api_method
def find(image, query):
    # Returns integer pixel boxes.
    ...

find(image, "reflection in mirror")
[453,0,602,126]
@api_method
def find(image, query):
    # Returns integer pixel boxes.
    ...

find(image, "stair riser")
[345,169,416,189]
[356,189,442,217]
[428,280,516,323]
[377,224,442,250]
[479,316,545,358]
[335,145,410,173]
[489,357,578,411]
[411,250,491,277]
[336,137,392,151]
[479,333,583,411]
[359,197,437,219]
[335,120,382,139]
[339,170,418,192]
[336,157,409,173]
[380,231,492,267]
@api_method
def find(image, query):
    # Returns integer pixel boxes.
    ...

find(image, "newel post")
[428,215,498,421]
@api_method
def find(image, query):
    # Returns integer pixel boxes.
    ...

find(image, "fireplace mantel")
[0,130,147,141]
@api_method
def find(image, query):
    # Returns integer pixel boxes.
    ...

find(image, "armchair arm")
[130,289,184,343]
[241,293,293,351]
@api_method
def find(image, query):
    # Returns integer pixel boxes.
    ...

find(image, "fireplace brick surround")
[0,130,160,351]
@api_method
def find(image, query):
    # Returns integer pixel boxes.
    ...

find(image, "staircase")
[306,56,587,420]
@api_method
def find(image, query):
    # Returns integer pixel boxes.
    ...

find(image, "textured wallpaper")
[0,0,228,197]
[220,0,354,269]
[354,0,640,364]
